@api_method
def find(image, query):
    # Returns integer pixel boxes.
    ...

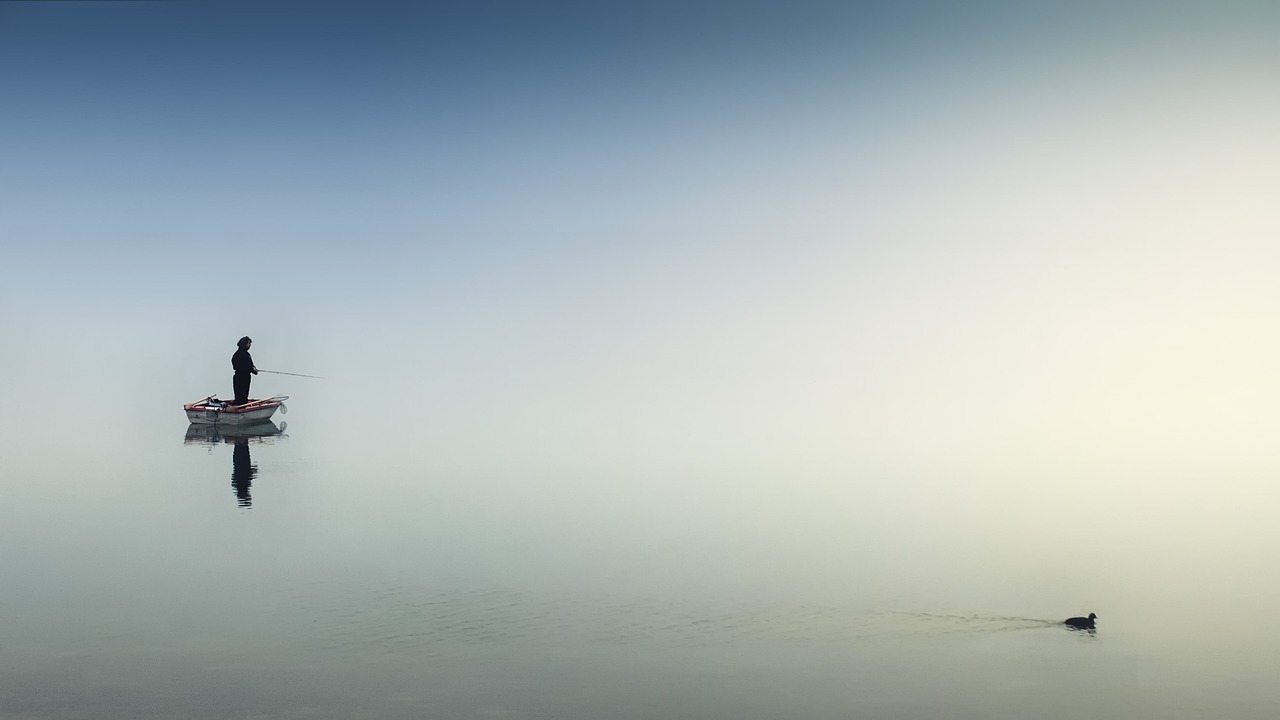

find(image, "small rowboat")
[184,395,289,425]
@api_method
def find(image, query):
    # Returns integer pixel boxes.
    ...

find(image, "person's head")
[238,336,253,349]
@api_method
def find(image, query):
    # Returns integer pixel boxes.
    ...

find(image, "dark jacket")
[232,348,256,375]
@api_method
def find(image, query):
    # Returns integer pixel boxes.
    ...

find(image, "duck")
[1064,613,1097,629]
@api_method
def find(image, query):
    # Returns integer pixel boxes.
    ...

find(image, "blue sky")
[3,1,1279,478]
[5,1,1274,273]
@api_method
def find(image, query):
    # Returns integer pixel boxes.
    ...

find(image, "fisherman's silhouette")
[231,440,258,508]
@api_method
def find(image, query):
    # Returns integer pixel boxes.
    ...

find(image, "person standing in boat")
[231,336,259,405]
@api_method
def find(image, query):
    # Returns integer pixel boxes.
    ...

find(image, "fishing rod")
[259,370,328,380]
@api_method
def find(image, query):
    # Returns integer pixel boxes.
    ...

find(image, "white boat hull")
[183,396,288,425]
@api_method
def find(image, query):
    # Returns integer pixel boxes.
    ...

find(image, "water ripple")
[279,584,1064,655]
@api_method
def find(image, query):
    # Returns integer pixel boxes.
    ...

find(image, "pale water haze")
[2,1,1280,718]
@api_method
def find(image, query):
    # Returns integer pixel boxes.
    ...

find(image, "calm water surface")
[2,390,1279,719]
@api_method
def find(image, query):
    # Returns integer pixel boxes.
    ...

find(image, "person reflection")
[231,440,258,508]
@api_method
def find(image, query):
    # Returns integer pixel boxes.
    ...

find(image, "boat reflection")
[183,420,287,446]
[184,421,287,508]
